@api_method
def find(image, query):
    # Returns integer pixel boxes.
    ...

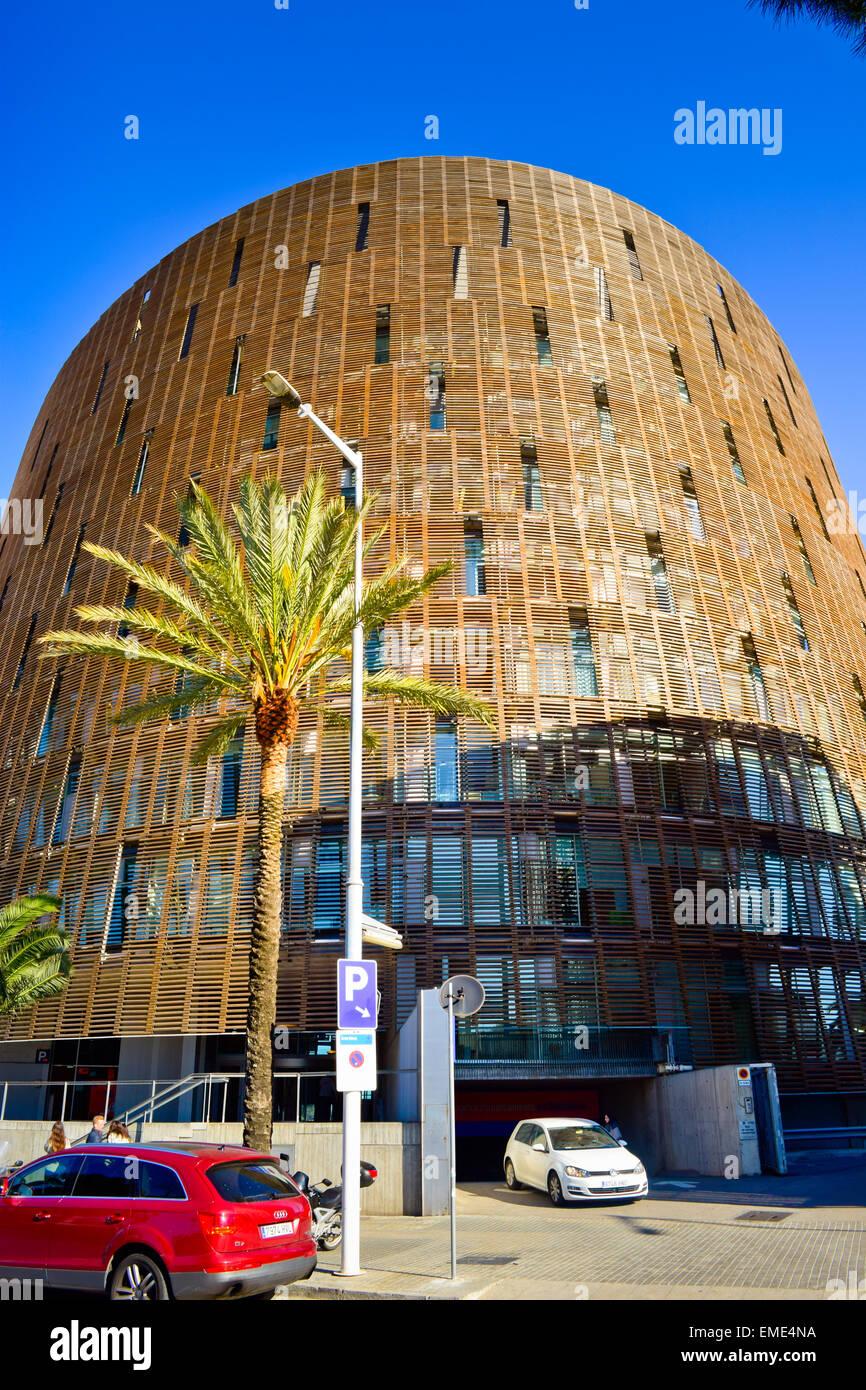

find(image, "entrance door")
[752,1066,787,1174]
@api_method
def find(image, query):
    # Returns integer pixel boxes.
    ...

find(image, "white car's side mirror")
[532,1142,547,1152]
[619,1139,628,1147]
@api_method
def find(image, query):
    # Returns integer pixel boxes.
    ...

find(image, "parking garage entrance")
[456,1082,603,1179]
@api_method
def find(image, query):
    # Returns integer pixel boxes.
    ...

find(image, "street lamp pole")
[260,372,364,1276]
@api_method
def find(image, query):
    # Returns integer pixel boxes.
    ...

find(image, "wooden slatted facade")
[1,157,864,1099]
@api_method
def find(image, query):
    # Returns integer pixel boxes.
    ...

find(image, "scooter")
[290,1160,377,1251]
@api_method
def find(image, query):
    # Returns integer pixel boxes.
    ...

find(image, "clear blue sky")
[1,0,863,499]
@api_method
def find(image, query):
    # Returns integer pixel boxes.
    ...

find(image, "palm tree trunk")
[243,737,289,1152]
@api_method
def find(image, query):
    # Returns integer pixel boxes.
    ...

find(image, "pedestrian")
[603,1112,623,1143]
[106,1120,131,1144]
[84,1113,106,1144]
[44,1121,67,1154]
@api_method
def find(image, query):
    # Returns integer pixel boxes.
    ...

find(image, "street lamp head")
[260,370,302,408]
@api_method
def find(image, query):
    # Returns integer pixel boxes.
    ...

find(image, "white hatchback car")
[504,1117,648,1205]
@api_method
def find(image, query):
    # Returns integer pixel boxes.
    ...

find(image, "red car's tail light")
[198,1211,243,1253]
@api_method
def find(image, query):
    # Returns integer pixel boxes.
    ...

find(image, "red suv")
[0,1142,316,1300]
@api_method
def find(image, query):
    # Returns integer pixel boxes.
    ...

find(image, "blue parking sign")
[337,959,378,1029]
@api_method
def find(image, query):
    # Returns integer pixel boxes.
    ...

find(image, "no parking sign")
[336,1030,377,1091]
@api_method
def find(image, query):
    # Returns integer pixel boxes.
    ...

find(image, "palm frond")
[189,713,249,765]
[328,669,496,727]
[320,705,381,751]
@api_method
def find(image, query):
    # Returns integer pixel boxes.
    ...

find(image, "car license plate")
[260,1219,297,1239]
[599,1176,625,1188]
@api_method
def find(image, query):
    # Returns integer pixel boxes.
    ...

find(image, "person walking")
[106,1120,131,1144]
[84,1113,106,1144]
[44,1121,67,1154]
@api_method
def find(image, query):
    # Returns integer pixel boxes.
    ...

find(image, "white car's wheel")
[547,1171,566,1207]
[504,1160,522,1191]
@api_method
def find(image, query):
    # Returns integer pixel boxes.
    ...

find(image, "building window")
[263,397,281,451]
[302,261,321,316]
[434,720,459,801]
[42,483,64,549]
[226,335,245,396]
[428,363,446,430]
[716,282,736,332]
[131,432,151,495]
[355,202,370,252]
[521,442,542,511]
[594,266,613,321]
[705,314,725,369]
[118,582,139,639]
[669,345,691,403]
[29,419,49,472]
[742,634,771,721]
[790,514,816,585]
[228,236,245,287]
[853,673,866,725]
[0,576,11,613]
[646,532,675,611]
[781,572,809,651]
[721,419,746,484]
[464,524,486,596]
[532,306,552,364]
[37,672,64,757]
[569,608,599,697]
[219,734,244,818]
[593,378,615,444]
[53,757,80,846]
[38,445,59,500]
[623,229,643,280]
[13,612,39,691]
[115,395,133,446]
[177,475,201,548]
[107,844,138,951]
[132,289,150,341]
[62,523,86,595]
[497,199,512,247]
[178,303,199,360]
[777,375,797,426]
[679,466,706,540]
[779,346,796,393]
[856,570,866,602]
[375,304,390,364]
[452,246,468,299]
[364,626,384,673]
[91,361,110,414]
[763,398,785,454]
[341,463,356,507]
[805,477,830,541]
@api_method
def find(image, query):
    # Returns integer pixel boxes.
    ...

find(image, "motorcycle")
[289,1159,377,1251]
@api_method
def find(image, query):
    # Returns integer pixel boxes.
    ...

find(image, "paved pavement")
[281,1152,866,1301]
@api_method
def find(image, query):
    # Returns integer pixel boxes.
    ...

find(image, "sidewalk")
[280,1160,866,1301]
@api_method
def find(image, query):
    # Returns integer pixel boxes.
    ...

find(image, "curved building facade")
[1,157,865,1126]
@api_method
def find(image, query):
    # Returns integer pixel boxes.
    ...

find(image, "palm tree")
[749,0,866,53]
[0,894,71,1016]
[40,472,494,1152]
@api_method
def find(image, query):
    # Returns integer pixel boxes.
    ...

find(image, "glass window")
[374,304,390,364]
[497,199,512,247]
[91,361,110,414]
[594,266,613,320]
[139,1162,186,1200]
[521,443,542,510]
[302,262,321,316]
[8,1154,82,1198]
[592,378,615,444]
[228,236,245,287]
[464,525,486,596]
[178,303,199,360]
[452,245,468,299]
[131,435,151,495]
[428,364,446,429]
[717,282,736,332]
[263,398,281,451]
[226,336,245,396]
[72,1153,136,1199]
[623,229,642,279]
[569,611,598,697]
[355,203,370,252]
[434,720,459,801]
[679,466,705,540]
[721,419,746,485]
[764,397,785,455]
[205,1161,300,1204]
[669,345,691,403]
[219,734,244,818]
[532,306,552,364]
[705,314,725,369]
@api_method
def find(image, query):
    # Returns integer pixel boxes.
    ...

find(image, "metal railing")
[0,1068,408,1128]
[454,1024,692,1078]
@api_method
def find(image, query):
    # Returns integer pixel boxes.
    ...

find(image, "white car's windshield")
[549,1124,620,1151]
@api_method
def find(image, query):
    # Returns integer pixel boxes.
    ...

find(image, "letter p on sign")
[337,958,378,1029]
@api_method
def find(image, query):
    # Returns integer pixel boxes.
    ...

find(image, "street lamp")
[261,369,365,1277]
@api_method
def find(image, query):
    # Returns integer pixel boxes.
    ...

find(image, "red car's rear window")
[205,1160,301,1204]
